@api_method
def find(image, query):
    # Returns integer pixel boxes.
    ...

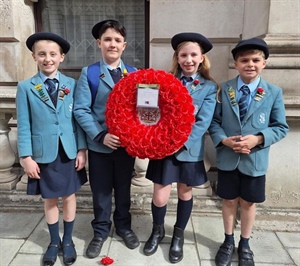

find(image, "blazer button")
[55,122,59,125]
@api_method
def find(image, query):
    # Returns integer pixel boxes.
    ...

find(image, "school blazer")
[73,60,137,153]
[16,72,87,163]
[209,77,289,176]
[175,74,217,162]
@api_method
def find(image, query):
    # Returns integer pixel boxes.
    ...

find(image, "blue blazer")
[209,77,289,176]
[73,59,137,153]
[16,72,87,163]
[175,74,217,162]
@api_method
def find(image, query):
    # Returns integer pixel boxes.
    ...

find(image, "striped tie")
[181,76,193,86]
[238,85,250,121]
[45,78,58,106]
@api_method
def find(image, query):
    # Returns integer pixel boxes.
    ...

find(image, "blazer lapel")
[100,61,115,89]
[56,73,69,111]
[244,80,269,121]
[224,79,240,119]
[189,74,202,94]
[30,74,54,109]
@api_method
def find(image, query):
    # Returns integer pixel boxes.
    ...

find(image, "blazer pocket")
[251,107,271,129]
[31,135,43,158]
[255,148,269,172]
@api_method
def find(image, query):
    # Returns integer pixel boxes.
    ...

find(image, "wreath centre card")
[136,84,160,108]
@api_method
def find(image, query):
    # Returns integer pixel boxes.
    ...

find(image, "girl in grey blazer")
[16,32,87,266]
[143,32,218,263]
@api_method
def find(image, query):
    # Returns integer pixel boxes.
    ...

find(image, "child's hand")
[103,133,121,150]
[21,157,41,179]
[232,134,263,154]
[75,149,87,171]
[222,136,242,149]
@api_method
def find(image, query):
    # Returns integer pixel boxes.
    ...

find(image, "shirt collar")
[103,60,122,71]
[237,76,261,93]
[40,71,60,83]
[179,72,198,80]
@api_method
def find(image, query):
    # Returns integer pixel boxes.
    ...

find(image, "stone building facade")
[0,0,299,214]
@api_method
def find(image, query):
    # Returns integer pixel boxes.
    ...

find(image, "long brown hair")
[169,41,220,100]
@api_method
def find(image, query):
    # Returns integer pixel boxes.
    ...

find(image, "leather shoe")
[62,241,77,266]
[86,237,105,258]
[43,242,61,266]
[238,247,254,266]
[116,230,140,249]
[215,242,235,266]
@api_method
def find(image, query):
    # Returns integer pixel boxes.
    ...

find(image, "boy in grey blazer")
[209,38,289,266]
[73,19,139,259]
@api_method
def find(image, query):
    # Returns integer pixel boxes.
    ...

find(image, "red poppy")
[193,79,200,85]
[257,87,264,94]
[64,88,70,94]
[100,256,114,265]
[105,68,195,159]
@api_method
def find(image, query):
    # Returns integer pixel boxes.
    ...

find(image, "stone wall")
[149,0,300,210]
[0,0,299,210]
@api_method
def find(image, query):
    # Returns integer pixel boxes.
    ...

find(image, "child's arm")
[75,149,87,171]
[103,133,121,150]
[21,156,41,179]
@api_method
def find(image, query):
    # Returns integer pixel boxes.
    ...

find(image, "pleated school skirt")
[146,154,207,186]
[27,143,87,199]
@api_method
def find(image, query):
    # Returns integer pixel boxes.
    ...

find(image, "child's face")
[97,28,126,66]
[177,42,204,77]
[234,51,266,84]
[32,40,65,78]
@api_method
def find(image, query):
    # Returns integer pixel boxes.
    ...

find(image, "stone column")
[0,112,18,190]
[0,0,36,190]
[131,157,152,187]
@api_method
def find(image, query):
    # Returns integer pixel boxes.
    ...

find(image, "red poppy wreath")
[105,68,195,159]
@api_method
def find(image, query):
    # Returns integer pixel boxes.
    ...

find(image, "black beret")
[26,32,70,54]
[171,32,213,53]
[231,37,269,59]
[92,19,119,39]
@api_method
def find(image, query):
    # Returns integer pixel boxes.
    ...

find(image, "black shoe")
[43,242,61,266]
[215,242,235,266]
[62,241,77,266]
[143,223,165,256]
[238,247,254,266]
[169,227,184,264]
[116,230,140,249]
[86,237,105,258]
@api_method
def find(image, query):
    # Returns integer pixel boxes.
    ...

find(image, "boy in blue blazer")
[209,38,289,266]
[73,19,139,259]
[17,32,87,266]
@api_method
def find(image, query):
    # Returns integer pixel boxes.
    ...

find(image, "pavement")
[0,210,299,266]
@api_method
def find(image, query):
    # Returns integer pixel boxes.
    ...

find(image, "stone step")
[1,169,299,232]
[1,183,299,232]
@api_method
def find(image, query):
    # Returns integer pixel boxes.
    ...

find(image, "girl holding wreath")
[143,32,218,263]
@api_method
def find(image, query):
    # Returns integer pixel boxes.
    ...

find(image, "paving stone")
[1,212,299,266]
[277,232,300,248]
[287,248,300,266]
[0,212,43,238]
[0,239,24,266]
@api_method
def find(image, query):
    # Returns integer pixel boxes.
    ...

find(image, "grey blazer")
[209,77,289,176]
[16,72,87,163]
[175,74,217,162]
[73,59,137,153]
